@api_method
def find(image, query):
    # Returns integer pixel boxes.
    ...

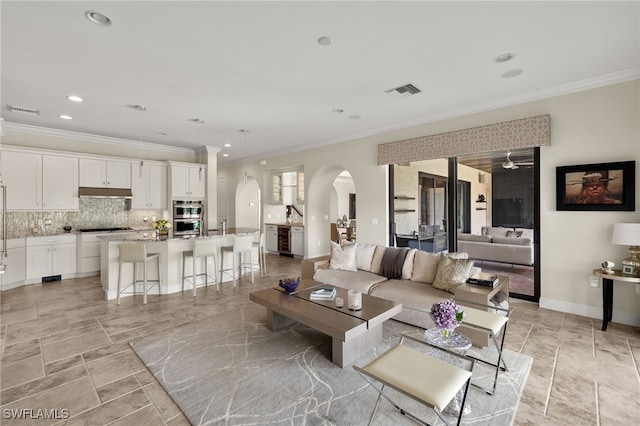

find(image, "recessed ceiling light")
[495,53,515,63]
[128,105,146,112]
[59,115,72,120]
[190,118,205,124]
[156,132,167,136]
[501,69,524,78]
[318,36,332,46]
[332,108,344,113]
[348,114,362,120]
[222,153,229,157]
[85,11,112,27]
[224,143,231,147]
[67,95,83,102]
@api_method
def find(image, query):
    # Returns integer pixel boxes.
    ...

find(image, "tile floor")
[1,254,639,425]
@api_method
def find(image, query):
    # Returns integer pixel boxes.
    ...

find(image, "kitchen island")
[100,228,259,300]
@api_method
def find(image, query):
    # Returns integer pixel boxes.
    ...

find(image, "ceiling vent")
[385,83,421,99]
[7,104,40,116]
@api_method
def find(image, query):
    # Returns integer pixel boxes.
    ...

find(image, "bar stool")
[117,243,160,305]
[253,231,267,277]
[220,234,254,287]
[182,239,219,296]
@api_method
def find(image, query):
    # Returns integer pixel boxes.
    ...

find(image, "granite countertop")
[265,223,304,227]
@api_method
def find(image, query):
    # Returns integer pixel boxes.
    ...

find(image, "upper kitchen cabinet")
[270,170,304,204]
[131,161,168,210]
[1,149,78,211]
[79,158,131,188]
[168,162,206,200]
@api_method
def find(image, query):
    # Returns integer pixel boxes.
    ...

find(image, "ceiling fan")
[502,151,533,170]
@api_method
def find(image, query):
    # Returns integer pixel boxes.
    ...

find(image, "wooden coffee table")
[249,279,402,368]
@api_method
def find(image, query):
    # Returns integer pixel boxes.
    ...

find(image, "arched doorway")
[306,165,356,258]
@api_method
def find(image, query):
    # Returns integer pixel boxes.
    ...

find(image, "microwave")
[173,200,203,219]
[173,219,202,236]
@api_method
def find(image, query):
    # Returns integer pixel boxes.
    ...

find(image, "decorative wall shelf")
[394,196,416,200]
[395,209,416,213]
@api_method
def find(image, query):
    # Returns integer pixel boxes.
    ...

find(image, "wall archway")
[306,164,356,258]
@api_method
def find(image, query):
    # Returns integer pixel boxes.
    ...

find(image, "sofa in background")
[301,242,509,339]
[457,226,534,266]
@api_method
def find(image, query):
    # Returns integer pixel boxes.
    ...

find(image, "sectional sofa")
[457,226,534,266]
[301,242,508,332]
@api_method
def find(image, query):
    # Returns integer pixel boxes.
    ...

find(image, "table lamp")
[611,223,640,277]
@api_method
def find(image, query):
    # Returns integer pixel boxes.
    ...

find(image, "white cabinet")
[169,163,206,199]
[79,158,131,188]
[291,226,304,257]
[2,151,41,210]
[131,162,167,210]
[42,155,79,210]
[271,171,303,205]
[1,150,78,211]
[0,239,26,290]
[266,225,278,252]
[26,234,76,284]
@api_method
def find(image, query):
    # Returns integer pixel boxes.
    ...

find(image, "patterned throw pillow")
[432,255,475,293]
[506,230,523,238]
[328,242,357,272]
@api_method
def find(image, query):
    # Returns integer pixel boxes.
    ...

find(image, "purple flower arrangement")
[429,299,464,337]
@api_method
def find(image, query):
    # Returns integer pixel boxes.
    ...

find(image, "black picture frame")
[556,161,635,211]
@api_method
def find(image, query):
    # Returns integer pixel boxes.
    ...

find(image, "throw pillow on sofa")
[354,243,377,272]
[432,255,475,293]
[410,251,441,284]
[370,246,387,274]
[506,230,523,238]
[328,242,357,272]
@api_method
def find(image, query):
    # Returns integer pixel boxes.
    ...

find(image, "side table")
[455,275,509,347]
[424,328,472,416]
[592,269,640,331]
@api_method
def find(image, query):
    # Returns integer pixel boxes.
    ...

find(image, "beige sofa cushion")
[370,246,387,274]
[370,279,451,319]
[493,236,532,245]
[515,228,534,240]
[481,226,510,238]
[402,249,417,280]
[313,268,387,294]
[458,234,492,243]
[328,242,357,272]
[410,251,441,284]
[432,255,475,293]
[355,243,377,271]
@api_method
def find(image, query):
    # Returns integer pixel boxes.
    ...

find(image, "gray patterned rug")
[131,306,531,425]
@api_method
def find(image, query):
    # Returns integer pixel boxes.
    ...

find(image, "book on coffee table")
[466,273,499,287]
[309,286,336,300]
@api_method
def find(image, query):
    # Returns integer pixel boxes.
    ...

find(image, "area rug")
[131,306,531,425]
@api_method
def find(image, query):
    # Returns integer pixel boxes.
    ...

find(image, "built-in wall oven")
[173,200,204,219]
[173,200,204,237]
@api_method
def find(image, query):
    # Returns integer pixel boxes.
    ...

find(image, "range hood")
[78,187,133,199]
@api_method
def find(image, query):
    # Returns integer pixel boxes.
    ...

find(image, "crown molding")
[4,122,197,155]
[238,67,640,164]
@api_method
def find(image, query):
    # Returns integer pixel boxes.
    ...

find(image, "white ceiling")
[1,1,639,164]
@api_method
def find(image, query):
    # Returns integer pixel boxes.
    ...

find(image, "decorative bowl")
[279,277,300,293]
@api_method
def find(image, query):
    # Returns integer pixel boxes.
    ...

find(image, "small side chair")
[354,334,474,426]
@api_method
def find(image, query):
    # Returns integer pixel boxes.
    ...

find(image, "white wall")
[219,79,640,326]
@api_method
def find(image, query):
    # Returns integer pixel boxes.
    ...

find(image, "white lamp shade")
[612,223,640,246]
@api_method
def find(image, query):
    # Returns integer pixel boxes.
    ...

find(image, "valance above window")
[377,114,550,165]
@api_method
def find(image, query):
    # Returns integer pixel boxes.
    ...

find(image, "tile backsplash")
[2,198,167,234]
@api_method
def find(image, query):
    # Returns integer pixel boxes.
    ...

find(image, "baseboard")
[539,297,640,327]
